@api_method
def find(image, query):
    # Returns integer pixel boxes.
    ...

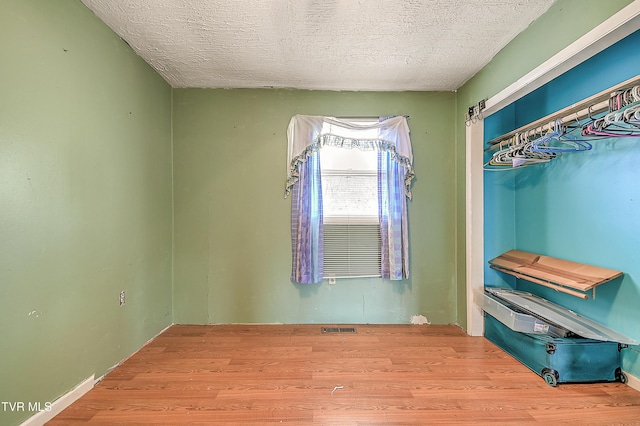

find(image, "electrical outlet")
[328,276,336,285]
[119,291,125,307]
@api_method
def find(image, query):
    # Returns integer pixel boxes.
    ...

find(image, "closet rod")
[485,74,640,152]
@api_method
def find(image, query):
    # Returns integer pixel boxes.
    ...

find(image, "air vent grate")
[322,327,357,334]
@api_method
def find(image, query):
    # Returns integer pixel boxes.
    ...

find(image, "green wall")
[454,0,635,330]
[0,1,173,424]
[172,89,457,325]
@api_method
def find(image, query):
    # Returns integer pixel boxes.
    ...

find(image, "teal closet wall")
[484,29,640,377]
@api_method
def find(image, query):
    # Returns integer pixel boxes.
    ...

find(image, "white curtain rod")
[336,115,410,120]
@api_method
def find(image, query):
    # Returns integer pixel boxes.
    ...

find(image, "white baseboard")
[20,323,174,425]
[20,375,95,426]
[623,369,640,392]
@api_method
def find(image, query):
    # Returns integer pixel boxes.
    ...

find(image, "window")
[320,128,381,277]
[286,115,413,284]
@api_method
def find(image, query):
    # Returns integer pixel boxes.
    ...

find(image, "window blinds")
[323,224,382,278]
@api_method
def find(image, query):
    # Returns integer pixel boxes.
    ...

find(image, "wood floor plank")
[47,324,640,425]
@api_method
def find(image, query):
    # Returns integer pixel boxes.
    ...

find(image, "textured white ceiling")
[80,0,556,91]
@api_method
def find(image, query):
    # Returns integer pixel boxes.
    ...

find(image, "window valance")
[285,115,415,198]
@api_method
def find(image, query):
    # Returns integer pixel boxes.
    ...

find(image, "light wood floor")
[49,324,640,425]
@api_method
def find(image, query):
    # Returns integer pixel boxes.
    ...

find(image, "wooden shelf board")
[489,250,622,293]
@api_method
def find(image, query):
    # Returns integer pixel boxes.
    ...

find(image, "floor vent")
[322,327,357,334]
